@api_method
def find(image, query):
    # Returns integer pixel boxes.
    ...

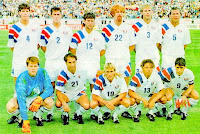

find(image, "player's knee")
[160,96,167,104]
[165,94,173,101]
[6,98,18,113]
[82,103,90,110]
[90,100,98,109]
[135,99,140,104]
[122,98,130,108]
[130,98,135,106]
[192,91,199,100]
[55,99,62,108]
[43,98,54,109]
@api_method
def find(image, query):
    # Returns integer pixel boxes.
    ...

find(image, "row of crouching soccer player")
[6,54,199,133]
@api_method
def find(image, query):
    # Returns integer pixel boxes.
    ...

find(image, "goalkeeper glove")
[29,96,42,112]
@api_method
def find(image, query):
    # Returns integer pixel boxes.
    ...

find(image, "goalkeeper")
[13,56,53,133]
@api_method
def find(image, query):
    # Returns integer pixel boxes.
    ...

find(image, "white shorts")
[45,60,67,82]
[62,88,86,102]
[162,55,184,69]
[11,63,27,77]
[106,59,131,77]
[77,62,100,84]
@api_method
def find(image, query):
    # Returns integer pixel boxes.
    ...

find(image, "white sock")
[129,103,138,115]
[181,99,199,114]
[166,100,173,114]
[76,105,86,116]
[101,106,111,113]
[113,107,120,117]
[189,98,199,107]
[35,106,50,118]
[8,109,20,117]
[48,105,54,115]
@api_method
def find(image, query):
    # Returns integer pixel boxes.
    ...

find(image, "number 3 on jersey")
[147,32,150,38]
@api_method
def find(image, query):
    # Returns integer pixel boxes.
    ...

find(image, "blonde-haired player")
[90,63,130,124]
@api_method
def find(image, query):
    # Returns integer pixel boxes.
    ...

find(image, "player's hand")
[142,99,149,108]
[29,96,42,112]
[62,102,70,112]
[106,101,115,110]
[181,95,187,103]
[22,120,31,133]
[148,101,155,109]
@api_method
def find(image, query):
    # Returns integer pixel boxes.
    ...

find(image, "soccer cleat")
[112,116,119,124]
[61,115,69,125]
[133,114,139,122]
[181,113,187,120]
[138,110,142,117]
[154,111,163,117]
[46,114,53,122]
[72,113,78,120]
[97,117,104,125]
[146,113,155,121]
[162,107,167,117]
[174,108,182,115]
[121,111,132,119]
[90,114,98,121]
[33,116,37,120]
[22,120,31,133]
[36,117,44,126]
[102,112,111,120]
[17,119,23,128]
[77,115,84,124]
[7,116,18,124]
[166,113,173,120]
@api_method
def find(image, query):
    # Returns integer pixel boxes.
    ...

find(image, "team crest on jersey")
[184,78,189,81]
[122,30,128,33]
[78,75,81,78]
[151,26,156,29]
[32,29,36,32]
[115,85,119,89]
[151,82,154,85]
[178,29,182,32]
[63,31,68,35]
[94,38,98,41]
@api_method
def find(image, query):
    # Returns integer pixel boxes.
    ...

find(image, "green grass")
[0,30,200,134]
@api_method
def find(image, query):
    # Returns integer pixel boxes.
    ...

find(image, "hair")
[104,63,122,78]
[26,56,39,66]
[140,59,155,68]
[175,57,186,66]
[64,53,77,62]
[110,5,125,17]
[83,12,95,20]
[50,6,61,15]
[169,7,181,16]
[18,3,30,12]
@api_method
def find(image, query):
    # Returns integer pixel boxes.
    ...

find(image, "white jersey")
[40,24,73,61]
[56,68,87,98]
[7,21,40,71]
[71,28,105,66]
[158,67,194,97]
[92,74,128,101]
[102,21,135,64]
[132,19,162,66]
[129,71,164,100]
[161,22,191,68]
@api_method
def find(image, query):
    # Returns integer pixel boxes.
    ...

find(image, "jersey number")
[56,37,60,44]
[86,43,93,49]
[107,91,114,97]
[177,83,181,88]
[26,35,30,42]
[115,34,122,41]
[147,32,150,38]
[71,81,78,87]
[173,34,176,41]
[144,88,151,93]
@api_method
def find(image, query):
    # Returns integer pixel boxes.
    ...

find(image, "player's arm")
[109,92,126,105]
[128,89,148,107]
[41,46,46,52]
[157,43,162,52]
[184,44,187,49]
[10,47,14,51]
[100,49,106,57]
[129,44,136,52]
[148,89,165,109]
[92,94,108,105]
[181,84,194,101]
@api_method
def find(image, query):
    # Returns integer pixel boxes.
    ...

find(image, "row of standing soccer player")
[6,3,198,133]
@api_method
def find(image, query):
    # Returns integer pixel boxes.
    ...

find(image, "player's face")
[84,18,95,30]
[66,57,76,73]
[19,9,30,21]
[114,9,124,22]
[51,10,62,24]
[170,10,181,22]
[142,6,153,20]
[175,65,185,76]
[27,62,39,77]
[105,68,115,82]
[142,63,153,78]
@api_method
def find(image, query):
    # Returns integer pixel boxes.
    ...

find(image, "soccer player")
[70,12,105,120]
[158,57,199,120]
[90,63,130,124]
[7,56,54,133]
[6,3,40,125]
[128,59,165,122]
[131,4,162,73]
[101,4,135,85]
[55,53,90,125]
[160,7,191,69]
[40,6,73,121]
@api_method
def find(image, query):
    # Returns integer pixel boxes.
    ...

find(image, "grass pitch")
[0,30,200,134]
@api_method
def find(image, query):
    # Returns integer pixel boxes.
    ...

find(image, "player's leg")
[129,98,140,122]
[165,88,174,120]
[90,99,104,124]
[6,97,21,125]
[55,94,70,125]
[76,94,90,124]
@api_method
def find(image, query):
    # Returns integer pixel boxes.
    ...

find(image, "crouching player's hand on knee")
[22,120,31,133]
[148,101,155,109]
[62,102,70,112]
[106,101,115,110]
[29,96,42,112]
